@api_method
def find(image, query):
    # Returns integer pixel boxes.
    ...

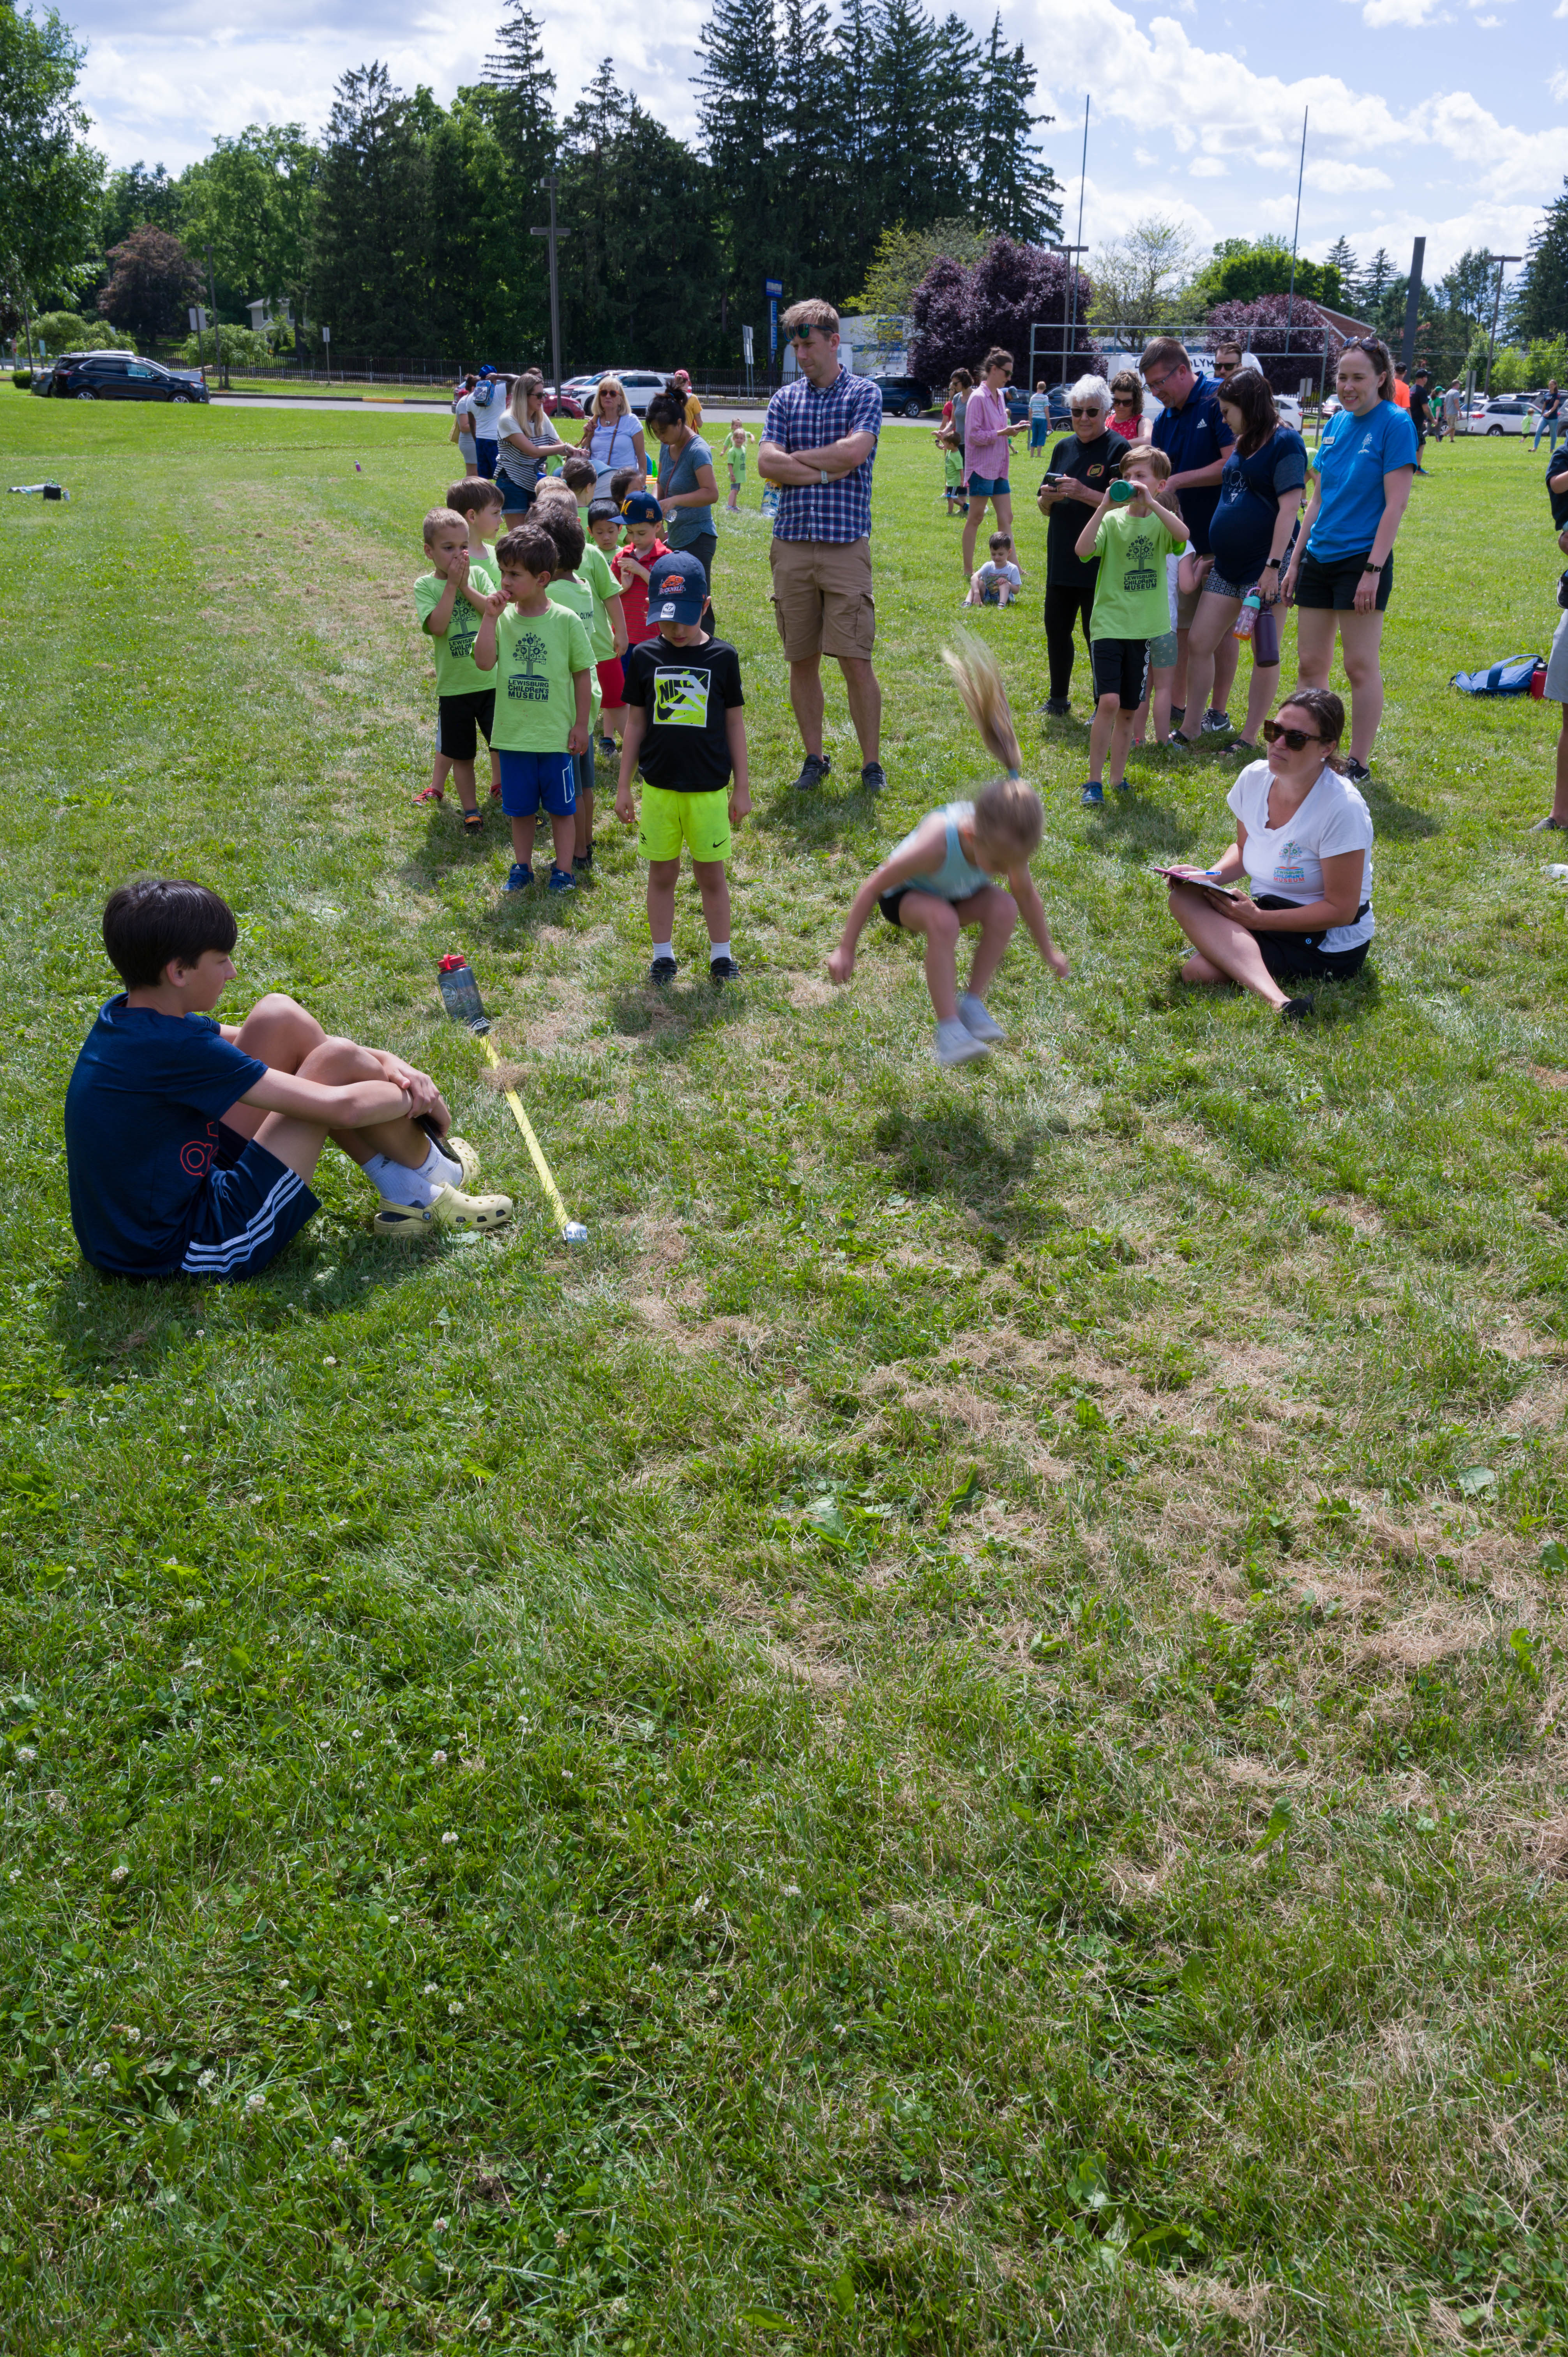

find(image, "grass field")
[2,392,1567,2355]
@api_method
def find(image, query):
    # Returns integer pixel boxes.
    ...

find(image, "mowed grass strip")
[0,394,1566,2353]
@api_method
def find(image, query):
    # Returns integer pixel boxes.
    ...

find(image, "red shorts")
[596,657,625,707]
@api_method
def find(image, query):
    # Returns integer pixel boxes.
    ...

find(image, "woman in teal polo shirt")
[1283,336,1417,784]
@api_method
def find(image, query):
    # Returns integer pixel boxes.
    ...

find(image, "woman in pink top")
[962,346,1028,581]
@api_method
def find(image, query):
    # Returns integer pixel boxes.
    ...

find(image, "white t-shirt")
[453,391,477,446]
[467,378,503,436]
[1227,760,1374,953]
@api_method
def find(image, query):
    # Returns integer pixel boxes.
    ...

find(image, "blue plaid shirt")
[764,368,883,542]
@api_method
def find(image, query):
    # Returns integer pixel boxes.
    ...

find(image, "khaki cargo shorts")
[769,535,876,662]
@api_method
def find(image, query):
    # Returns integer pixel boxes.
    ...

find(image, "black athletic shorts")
[1294,549,1393,612]
[1090,635,1150,710]
[1253,896,1372,980]
[437,688,496,762]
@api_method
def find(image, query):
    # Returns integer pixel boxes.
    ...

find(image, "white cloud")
[1361,0,1445,24]
[1189,157,1227,177]
[1551,66,1568,98]
[1305,159,1393,191]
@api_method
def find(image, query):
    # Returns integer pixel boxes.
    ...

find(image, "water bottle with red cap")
[437,954,490,1033]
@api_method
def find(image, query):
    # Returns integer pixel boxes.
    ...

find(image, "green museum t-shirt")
[488,601,593,752]
[414,560,499,696]
[1090,507,1184,641]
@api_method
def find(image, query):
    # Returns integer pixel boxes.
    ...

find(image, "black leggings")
[684,532,717,632]
[1044,583,1095,700]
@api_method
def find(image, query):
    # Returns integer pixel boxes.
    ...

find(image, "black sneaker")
[794,752,831,791]
[1342,757,1372,785]
[1280,996,1314,1022]
[860,762,886,793]
[649,954,678,985]
[572,844,594,872]
[709,954,742,983]
[1044,697,1070,717]
[1201,707,1231,735]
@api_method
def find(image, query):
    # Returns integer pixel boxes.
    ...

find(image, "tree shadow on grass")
[871,1101,1051,1239]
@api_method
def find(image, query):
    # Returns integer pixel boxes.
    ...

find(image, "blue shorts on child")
[182,1125,319,1281]
[498,748,577,818]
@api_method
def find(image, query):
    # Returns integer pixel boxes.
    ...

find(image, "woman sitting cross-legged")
[1164,687,1374,1021]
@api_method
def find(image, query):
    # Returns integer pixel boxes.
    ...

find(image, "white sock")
[708,940,731,963]
[652,940,674,961]
[364,1141,459,1208]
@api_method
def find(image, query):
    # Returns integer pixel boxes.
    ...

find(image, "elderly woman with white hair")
[1036,373,1119,716]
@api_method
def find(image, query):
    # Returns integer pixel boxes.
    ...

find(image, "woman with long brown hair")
[1179,368,1307,753]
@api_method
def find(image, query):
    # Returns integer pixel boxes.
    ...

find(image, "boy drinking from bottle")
[1074,445,1187,805]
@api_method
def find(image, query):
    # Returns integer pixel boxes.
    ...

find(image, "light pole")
[1048,242,1087,385]
[205,242,227,390]
[1284,106,1308,360]
[1482,253,1521,397]
[530,174,570,401]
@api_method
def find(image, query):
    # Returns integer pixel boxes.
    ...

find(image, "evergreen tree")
[696,0,781,316]
[559,63,725,365]
[1323,235,1356,302]
[424,98,532,363]
[833,0,878,270]
[312,64,430,356]
[866,0,944,231]
[482,10,557,180]
[776,0,851,287]
[927,13,982,223]
[972,16,1059,243]
[1515,180,1568,343]
[1359,246,1396,315]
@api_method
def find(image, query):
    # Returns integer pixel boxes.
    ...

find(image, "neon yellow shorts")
[638,784,731,864]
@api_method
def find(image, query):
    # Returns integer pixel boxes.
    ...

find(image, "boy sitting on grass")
[615,550,750,986]
[965,529,1023,608]
[65,879,511,1277]
[474,523,593,897]
[413,505,500,832]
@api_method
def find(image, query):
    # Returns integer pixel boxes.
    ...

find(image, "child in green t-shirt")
[1073,445,1188,805]
[412,507,501,833]
[724,422,754,510]
[535,502,627,873]
[435,478,507,806]
[473,523,594,898]
[587,498,631,765]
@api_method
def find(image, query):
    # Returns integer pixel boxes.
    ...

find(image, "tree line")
[2,0,1058,371]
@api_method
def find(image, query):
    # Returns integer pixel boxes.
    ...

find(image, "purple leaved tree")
[909,238,1100,389]
[1206,297,1345,397]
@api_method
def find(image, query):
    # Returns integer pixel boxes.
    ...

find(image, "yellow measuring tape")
[477,1033,587,1243]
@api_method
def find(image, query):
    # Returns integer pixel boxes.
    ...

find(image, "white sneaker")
[934,1018,989,1067]
[957,993,1006,1042]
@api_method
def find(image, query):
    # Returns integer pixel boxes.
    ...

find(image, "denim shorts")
[498,748,576,818]
[966,475,1010,498]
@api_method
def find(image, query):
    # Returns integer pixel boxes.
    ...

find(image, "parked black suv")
[41,352,209,403]
[862,372,932,419]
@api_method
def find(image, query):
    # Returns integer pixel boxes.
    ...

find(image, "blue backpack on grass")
[1451,654,1544,696]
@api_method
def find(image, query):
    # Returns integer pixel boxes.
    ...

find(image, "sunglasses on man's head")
[1261,720,1326,751]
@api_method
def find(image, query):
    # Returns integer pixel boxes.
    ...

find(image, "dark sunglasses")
[1214,359,1241,373]
[1261,720,1327,751]
[1068,403,1100,415]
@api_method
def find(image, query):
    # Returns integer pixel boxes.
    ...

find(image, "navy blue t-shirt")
[1151,374,1235,554]
[64,998,267,1276]
[1208,426,1308,585]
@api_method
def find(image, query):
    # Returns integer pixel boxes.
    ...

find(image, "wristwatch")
[819,468,829,485]
[1362,562,1381,573]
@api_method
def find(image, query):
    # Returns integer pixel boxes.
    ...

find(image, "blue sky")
[68,0,1568,291]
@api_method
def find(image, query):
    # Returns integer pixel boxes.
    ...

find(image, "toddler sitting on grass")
[64,879,510,1278]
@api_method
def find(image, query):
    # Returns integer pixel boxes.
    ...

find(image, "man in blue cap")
[615,551,750,986]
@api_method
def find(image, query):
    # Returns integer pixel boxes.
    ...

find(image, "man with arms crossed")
[759,300,886,794]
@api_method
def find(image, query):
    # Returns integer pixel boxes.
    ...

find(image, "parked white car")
[1461,397,1530,436]
[1274,393,1303,433]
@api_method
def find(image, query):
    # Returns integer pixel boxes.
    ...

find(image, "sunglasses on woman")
[1068,403,1100,415]
[1260,720,1327,751]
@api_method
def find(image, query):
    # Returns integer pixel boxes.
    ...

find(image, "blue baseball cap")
[620,488,662,525]
[647,550,708,625]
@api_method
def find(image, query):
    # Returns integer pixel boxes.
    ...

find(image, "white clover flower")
[245,2090,266,2115]
[7,1868,19,1884]
[108,1864,128,1884]
[124,2027,141,2044]
[448,2001,464,2017]
[441,1832,458,1846]
[423,1982,439,1996]
[433,2216,450,2233]
[330,2136,348,2158]
[89,2060,109,2079]
[198,2068,217,2089]
[15,1746,36,1765]
[336,2020,351,2034]
[209,1776,222,1788]
[431,1750,448,1768]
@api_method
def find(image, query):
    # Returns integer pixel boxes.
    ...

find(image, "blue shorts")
[498,747,576,818]
[180,1125,318,1282]
[967,475,1010,499]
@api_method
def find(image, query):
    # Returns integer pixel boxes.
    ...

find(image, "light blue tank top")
[898,802,993,901]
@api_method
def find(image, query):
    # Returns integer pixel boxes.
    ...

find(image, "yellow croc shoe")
[372,1183,513,1239]
[443,1134,480,1188]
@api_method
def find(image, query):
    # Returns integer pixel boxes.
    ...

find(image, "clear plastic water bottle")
[437,953,490,1034]
[1234,587,1262,641]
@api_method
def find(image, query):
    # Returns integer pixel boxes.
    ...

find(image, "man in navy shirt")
[65,878,510,1277]
[1142,336,1237,735]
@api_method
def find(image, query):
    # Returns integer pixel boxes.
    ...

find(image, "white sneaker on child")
[957,993,1006,1043]
[934,1018,989,1067]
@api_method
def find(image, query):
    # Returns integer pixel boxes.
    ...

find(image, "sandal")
[413,784,444,804]
[462,808,484,834]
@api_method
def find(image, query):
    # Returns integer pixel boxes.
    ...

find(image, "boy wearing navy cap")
[612,488,672,651]
[615,550,750,984]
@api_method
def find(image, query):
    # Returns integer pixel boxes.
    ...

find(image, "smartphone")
[1109,479,1137,506]
[1040,472,1064,488]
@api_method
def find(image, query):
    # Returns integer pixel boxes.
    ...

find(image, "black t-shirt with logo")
[1043,431,1120,587]
[623,634,745,793]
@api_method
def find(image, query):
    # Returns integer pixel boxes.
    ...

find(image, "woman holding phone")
[1180,369,1307,754]
[1164,688,1374,1018]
